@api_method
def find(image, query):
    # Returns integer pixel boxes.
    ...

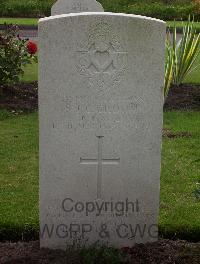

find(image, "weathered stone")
[39,13,166,249]
[51,0,104,15]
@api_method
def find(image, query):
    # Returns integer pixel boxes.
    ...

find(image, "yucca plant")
[164,17,200,98]
[164,32,174,98]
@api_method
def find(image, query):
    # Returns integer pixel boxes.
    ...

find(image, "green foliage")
[0,109,13,121]
[0,0,55,17]
[0,24,37,89]
[173,19,200,86]
[0,0,199,20]
[164,18,200,97]
[126,2,196,21]
[164,36,174,98]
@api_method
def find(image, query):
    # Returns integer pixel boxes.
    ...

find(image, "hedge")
[0,0,199,21]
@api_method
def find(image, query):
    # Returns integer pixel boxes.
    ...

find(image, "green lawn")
[21,58,200,84]
[167,21,200,29]
[0,110,199,240]
[1,17,200,29]
[0,110,39,240]
[160,112,200,240]
[0,17,38,26]
[21,62,38,83]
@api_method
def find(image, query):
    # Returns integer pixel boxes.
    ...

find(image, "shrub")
[127,3,197,21]
[193,0,200,14]
[0,24,37,91]
[0,0,199,20]
[0,0,55,17]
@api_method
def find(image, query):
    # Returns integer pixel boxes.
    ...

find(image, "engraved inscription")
[80,136,120,199]
[71,2,89,12]
[62,96,149,135]
[76,23,128,91]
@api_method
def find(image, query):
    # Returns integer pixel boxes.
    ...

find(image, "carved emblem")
[76,23,128,91]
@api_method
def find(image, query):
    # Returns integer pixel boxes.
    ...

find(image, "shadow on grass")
[0,224,199,242]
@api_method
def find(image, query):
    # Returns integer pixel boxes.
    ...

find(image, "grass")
[21,62,38,83]
[160,111,200,240]
[21,58,200,84]
[0,17,38,26]
[0,110,199,241]
[1,17,200,29]
[0,110,39,240]
[167,21,200,29]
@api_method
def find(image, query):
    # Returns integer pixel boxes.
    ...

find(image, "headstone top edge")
[51,0,104,16]
[39,12,166,25]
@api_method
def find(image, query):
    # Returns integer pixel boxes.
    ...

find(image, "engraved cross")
[80,136,120,199]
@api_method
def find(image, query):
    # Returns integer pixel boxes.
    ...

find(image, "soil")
[164,84,200,111]
[0,82,200,112]
[162,129,192,138]
[0,239,199,264]
[0,82,38,112]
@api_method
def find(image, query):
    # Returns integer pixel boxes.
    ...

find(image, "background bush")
[0,24,37,90]
[0,0,55,18]
[0,0,199,20]
[126,3,196,21]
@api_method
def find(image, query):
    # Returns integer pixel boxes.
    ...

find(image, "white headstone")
[51,0,104,15]
[39,13,166,249]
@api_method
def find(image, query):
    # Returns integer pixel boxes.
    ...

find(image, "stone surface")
[51,0,104,15]
[39,13,166,249]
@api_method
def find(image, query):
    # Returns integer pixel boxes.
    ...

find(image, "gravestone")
[51,0,104,15]
[39,13,166,249]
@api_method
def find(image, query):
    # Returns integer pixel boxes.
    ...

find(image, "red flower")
[27,41,37,55]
